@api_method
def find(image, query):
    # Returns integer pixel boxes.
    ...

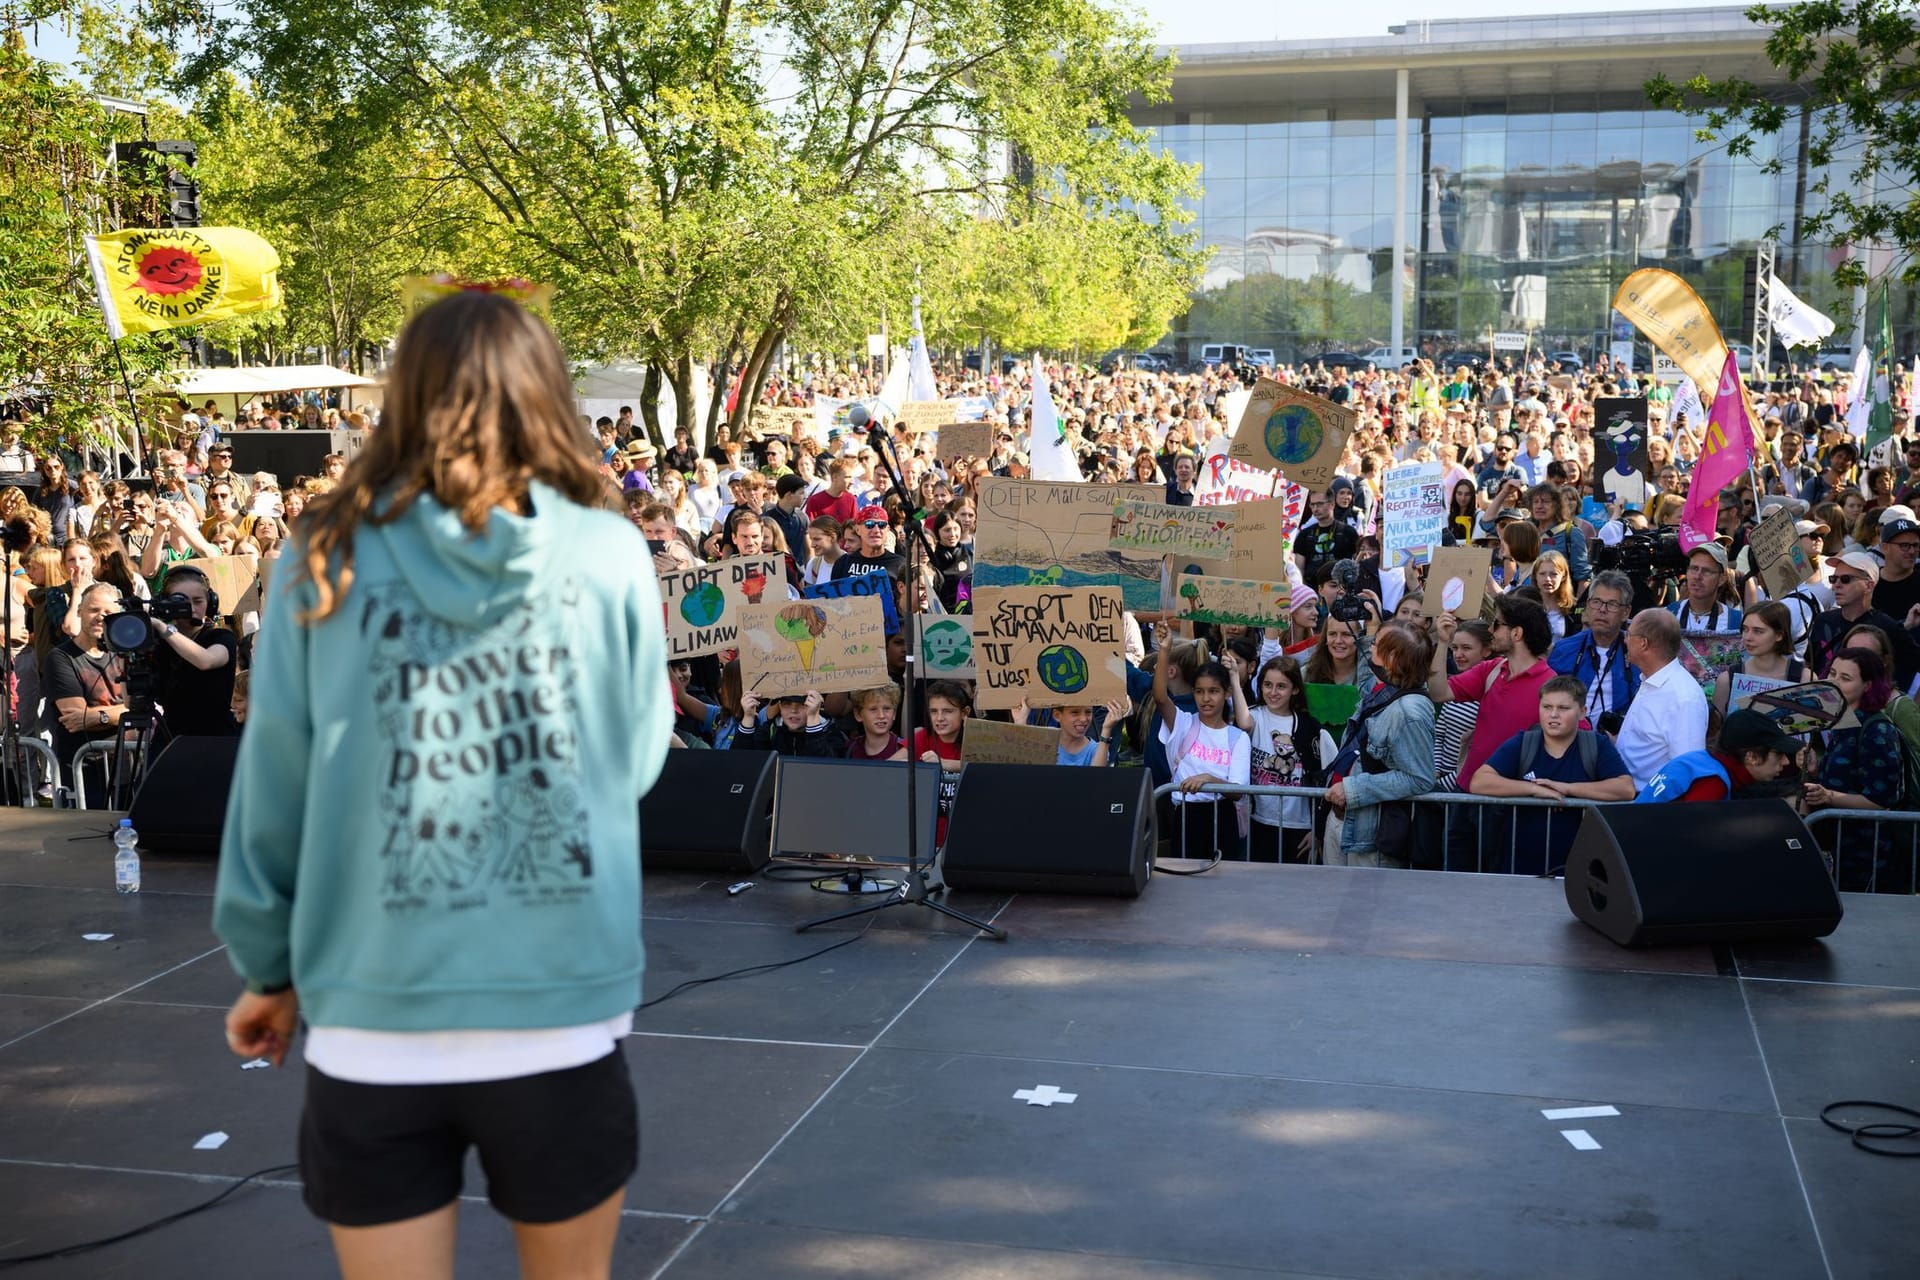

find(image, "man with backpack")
[1468,675,1636,872]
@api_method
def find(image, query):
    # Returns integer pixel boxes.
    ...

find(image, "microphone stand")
[797,420,1006,939]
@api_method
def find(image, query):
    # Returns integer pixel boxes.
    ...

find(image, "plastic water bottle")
[114,819,141,894]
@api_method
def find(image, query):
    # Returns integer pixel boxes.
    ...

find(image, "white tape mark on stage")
[193,1132,229,1150]
[1561,1129,1602,1151]
[1541,1105,1620,1120]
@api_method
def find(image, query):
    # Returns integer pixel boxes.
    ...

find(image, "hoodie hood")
[364,479,576,627]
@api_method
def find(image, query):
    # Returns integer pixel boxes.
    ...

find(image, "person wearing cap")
[1872,516,1920,621]
[1806,550,1920,686]
[1666,542,1742,634]
[1634,708,1804,802]
[831,501,906,584]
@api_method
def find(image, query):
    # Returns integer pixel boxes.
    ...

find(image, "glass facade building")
[1134,7,1912,366]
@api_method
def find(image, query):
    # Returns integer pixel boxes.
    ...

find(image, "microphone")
[849,403,887,455]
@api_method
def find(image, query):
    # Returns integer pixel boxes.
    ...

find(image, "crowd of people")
[628,347,1919,894]
[8,342,1917,892]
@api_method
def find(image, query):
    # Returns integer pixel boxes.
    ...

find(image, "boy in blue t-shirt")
[1468,674,1636,873]
[1053,696,1132,766]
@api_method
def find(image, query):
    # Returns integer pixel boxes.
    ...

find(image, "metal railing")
[69,738,155,811]
[0,737,63,808]
[1151,782,1920,892]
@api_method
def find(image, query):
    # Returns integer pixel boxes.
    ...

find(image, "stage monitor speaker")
[224,430,365,484]
[942,765,1154,897]
[1564,800,1842,947]
[640,750,775,873]
[127,735,241,854]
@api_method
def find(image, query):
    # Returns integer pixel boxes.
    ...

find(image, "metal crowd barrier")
[69,738,154,811]
[1150,782,1920,894]
[0,737,63,808]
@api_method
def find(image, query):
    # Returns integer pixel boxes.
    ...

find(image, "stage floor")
[1,809,1915,1278]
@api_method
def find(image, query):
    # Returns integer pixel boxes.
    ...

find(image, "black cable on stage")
[0,1164,297,1269]
[637,911,881,1010]
[1152,850,1221,875]
[1820,1100,1920,1157]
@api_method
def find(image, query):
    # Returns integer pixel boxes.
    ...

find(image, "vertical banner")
[1679,354,1755,551]
[1592,398,1651,510]
[970,585,1127,711]
[658,554,783,659]
[1380,461,1446,566]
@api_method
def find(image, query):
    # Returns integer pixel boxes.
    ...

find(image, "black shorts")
[299,1044,638,1227]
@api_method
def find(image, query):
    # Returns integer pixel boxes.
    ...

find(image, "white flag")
[1026,357,1082,482]
[1846,346,1872,439]
[1765,274,1836,349]
[874,350,909,417]
[907,298,939,403]
[1670,374,1705,428]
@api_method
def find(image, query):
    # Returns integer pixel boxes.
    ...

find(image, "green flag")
[1865,285,1894,454]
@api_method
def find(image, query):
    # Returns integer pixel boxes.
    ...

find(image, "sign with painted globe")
[969,584,1126,711]
[1227,378,1355,491]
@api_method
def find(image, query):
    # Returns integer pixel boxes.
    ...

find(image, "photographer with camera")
[1547,569,1641,732]
[148,565,240,737]
[139,493,218,586]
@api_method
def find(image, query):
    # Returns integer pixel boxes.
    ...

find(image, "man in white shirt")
[1615,607,1709,790]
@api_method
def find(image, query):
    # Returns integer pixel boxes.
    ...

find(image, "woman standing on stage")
[215,291,670,1280]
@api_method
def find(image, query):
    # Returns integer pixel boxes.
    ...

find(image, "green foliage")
[1646,1,1920,287]
[0,28,175,455]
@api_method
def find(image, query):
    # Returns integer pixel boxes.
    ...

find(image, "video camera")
[1593,529,1688,580]
[1326,558,1374,626]
[104,592,195,658]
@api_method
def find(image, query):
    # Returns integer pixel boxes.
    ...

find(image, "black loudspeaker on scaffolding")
[1563,801,1841,947]
[112,140,200,228]
[638,750,775,874]
[942,765,1155,897]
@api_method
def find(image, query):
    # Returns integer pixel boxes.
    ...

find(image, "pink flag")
[1678,353,1753,552]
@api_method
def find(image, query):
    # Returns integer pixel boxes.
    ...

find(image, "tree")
[1646,0,1920,287]
[0,26,177,458]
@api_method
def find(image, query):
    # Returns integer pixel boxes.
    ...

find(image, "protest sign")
[1748,681,1845,734]
[974,479,1162,611]
[747,406,812,437]
[1183,495,1299,584]
[1729,671,1795,713]
[913,613,975,680]
[1109,501,1236,560]
[961,719,1061,766]
[1194,449,1283,506]
[1381,461,1446,566]
[658,554,784,659]
[1678,632,1746,698]
[1593,398,1652,510]
[895,400,951,434]
[1749,505,1814,600]
[175,554,262,617]
[970,585,1126,711]
[739,595,888,697]
[1423,545,1493,621]
[1175,574,1293,627]
[803,569,900,635]
[1227,379,1354,490]
[936,422,992,465]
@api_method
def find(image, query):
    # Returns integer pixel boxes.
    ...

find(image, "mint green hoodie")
[214,481,670,1031]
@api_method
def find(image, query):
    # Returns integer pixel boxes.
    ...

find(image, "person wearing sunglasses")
[830,501,906,584]
[1806,551,1920,689]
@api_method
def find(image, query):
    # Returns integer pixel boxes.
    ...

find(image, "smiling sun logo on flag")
[133,246,206,297]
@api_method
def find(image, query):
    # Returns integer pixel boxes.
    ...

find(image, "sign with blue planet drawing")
[1227,378,1355,491]
[658,554,784,659]
[969,585,1127,712]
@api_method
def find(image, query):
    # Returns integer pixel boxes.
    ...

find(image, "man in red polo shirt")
[1428,595,1557,788]
[804,457,857,525]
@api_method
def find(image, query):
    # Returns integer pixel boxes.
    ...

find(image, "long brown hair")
[296,293,603,621]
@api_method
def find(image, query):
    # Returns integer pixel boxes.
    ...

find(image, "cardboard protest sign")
[1109,501,1235,560]
[1749,505,1815,601]
[1678,632,1746,698]
[895,400,951,434]
[936,422,992,465]
[1381,461,1446,567]
[1729,671,1795,713]
[973,479,1162,611]
[657,554,784,659]
[1227,378,1354,490]
[1593,398,1652,510]
[913,613,975,680]
[1748,681,1845,735]
[748,406,812,437]
[1175,574,1293,627]
[1423,545,1493,621]
[739,595,888,697]
[803,569,900,635]
[175,554,263,617]
[1194,449,1283,506]
[970,585,1126,711]
[961,719,1060,766]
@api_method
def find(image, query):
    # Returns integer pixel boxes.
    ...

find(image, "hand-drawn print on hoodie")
[362,579,591,913]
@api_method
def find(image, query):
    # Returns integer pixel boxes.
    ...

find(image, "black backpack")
[1515,728,1600,779]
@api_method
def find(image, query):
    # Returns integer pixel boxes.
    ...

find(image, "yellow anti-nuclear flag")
[84,227,282,340]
